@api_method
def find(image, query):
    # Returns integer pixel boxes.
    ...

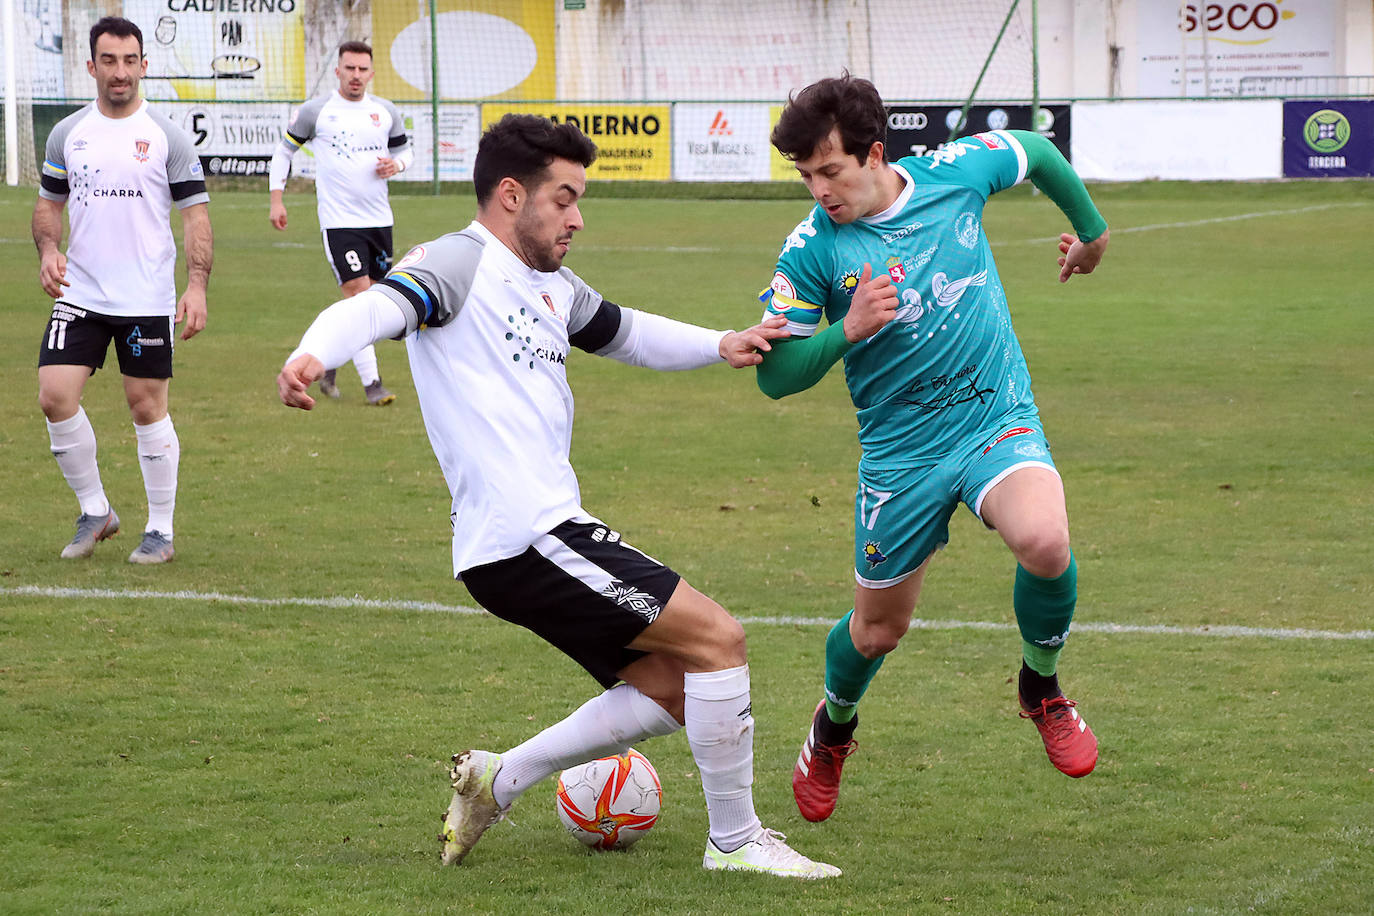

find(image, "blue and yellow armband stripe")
[379,270,436,327]
[758,286,823,323]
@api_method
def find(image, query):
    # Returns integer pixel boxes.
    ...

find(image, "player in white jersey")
[34,17,213,565]
[276,115,840,879]
[268,41,412,406]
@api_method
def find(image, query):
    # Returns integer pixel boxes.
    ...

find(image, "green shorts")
[853,421,1057,587]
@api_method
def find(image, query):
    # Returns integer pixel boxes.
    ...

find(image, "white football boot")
[702,826,841,878]
[439,749,507,865]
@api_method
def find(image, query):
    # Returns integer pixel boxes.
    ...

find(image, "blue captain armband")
[378,270,437,327]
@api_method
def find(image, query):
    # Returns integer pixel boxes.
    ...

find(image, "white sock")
[684,665,761,852]
[134,415,179,537]
[47,407,109,517]
[351,344,380,386]
[493,683,679,809]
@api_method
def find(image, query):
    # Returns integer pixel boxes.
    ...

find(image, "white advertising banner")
[1136,0,1344,97]
[672,103,773,181]
[1071,100,1283,180]
[158,101,291,177]
[394,104,481,182]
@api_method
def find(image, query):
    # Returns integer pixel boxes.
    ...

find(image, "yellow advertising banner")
[769,104,796,182]
[373,1,554,101]
[484,104,672,181]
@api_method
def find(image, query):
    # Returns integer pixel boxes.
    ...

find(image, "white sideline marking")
[2,584,485,616]
[4,585,1371,641]
[998,201,1368,247]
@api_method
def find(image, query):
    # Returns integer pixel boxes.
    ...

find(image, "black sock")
[1018,662,1063,708]
[815,706,858,746]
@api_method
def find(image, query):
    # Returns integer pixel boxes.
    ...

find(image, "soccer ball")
[555,748,662,850]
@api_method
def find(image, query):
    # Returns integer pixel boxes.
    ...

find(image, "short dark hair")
[338,41,373,59]
[771,72,888,164]
[473,114,598,206]
[90,16,144,61]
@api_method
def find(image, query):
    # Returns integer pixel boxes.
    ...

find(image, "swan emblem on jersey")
[782,212,818,254]
[931,269,987,310]
[895,288,925,325]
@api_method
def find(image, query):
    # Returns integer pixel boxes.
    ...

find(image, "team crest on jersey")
[954,212,981,248]
[886,256,906,284]
[394,245,426,269]
[370,113,381,126]
[863,541,888,568]
[540,292,562,318]
[838,268,861,297]
[133,139,150,163]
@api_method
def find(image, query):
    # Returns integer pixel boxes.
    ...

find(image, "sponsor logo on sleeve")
[781,212,818,254]
[973,131,1006,150]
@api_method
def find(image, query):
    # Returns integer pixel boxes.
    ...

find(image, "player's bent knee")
[689,610,746,669]
[37,390,78,422]
[851,622,903,658]
[1014,531,1071,578]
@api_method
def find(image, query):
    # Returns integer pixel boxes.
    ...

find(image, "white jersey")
[39,100,208,318]
[274,91,409,229]
[371,221,640,575]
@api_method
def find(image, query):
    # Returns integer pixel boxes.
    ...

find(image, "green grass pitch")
[1,178,1372,914]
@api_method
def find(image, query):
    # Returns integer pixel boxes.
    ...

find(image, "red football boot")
[792,701,859,822]
[1020,695,1098,778]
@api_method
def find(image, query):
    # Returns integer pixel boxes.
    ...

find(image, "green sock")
[823,609,885,723]
[1014,553,1077,677]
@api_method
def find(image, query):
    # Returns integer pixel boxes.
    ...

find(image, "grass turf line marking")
[999,201,1368,248]
[6,585,1372,641]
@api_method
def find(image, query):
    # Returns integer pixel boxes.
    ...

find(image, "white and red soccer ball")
[555,749,662,850]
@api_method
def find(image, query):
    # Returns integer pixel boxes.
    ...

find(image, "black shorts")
[37,302,174,378]
[461,519,682,689]
[323,226,394,284]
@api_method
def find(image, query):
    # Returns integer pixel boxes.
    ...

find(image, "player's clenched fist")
[841,263,898,343]
[277,354,324,410]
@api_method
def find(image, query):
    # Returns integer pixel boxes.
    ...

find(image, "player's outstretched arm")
[177,203,213,339]
[32,196,69,298]
[595,308,782,371]
[278,290,409,410]
[719,316,790,367]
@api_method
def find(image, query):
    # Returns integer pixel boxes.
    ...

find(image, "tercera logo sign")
[1178,2,1296,43]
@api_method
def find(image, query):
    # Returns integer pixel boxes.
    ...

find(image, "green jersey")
[763,129,1036,470]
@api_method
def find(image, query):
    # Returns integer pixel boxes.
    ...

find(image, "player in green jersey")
[756,75,1110,823]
